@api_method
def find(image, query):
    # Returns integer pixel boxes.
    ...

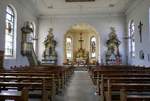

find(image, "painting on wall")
[139,50,144,60]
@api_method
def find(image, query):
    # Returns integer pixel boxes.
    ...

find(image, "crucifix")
[78,33,84,49]
[138,21,143,42]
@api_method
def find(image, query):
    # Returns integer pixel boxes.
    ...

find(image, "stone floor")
[25,70,100,101]
[54,70,100,101]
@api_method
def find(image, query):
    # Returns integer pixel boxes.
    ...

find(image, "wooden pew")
[0,65,75,100]
[89,65,150,101]
[107,81,150,101]
[0,73,56,101]
[7,65,74,91]
[90,65,150,85]
[0,88,28,101]
[99,75,150,101]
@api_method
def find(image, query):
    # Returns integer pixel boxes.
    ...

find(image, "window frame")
[90,36,96,58]
[4,5,17,58]
[66,36,73,60]
[129,20,135,58]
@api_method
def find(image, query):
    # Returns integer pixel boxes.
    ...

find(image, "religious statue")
[105,27,121,64]
[42,28,57,64]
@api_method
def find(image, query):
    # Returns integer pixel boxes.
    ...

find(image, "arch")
[64,23,100,64]
[4,4,17,58]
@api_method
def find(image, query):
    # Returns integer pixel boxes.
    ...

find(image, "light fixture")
[109,4,115,8]
[49,15,53,28]
[108,0,115,28]
[42,0,53,9]
[78,5,83,23]
[48,5,53,9]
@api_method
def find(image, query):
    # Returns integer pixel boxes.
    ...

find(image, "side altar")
[42,28,57,64]
[105,27,121,65]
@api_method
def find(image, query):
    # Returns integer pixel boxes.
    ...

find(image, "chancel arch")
[64,23,100,65]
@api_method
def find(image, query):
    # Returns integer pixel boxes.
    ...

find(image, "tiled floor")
[55,70,100,101]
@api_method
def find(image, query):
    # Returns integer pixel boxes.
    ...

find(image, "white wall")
[0,0,38,69]
[38,14,126,65]
[0,0,128,67]
[126,0,150,67]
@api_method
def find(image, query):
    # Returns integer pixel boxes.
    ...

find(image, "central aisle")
[56,70,100,101]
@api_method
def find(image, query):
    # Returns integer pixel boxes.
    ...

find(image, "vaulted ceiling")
[31,0,137,16]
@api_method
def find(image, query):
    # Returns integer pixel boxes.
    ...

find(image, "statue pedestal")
[42,59,56,64]
[42,56,57,65]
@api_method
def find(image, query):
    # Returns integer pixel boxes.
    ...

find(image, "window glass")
[129,20,135,57]
[66,37,72,60]
[5,5,16,57]
[90,36,96,58]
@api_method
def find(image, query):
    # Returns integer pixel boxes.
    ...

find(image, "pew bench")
[95,73,150,95]
[0,76,55,101]
[0,89,28,101]
[0,65,75,99]
[105,79,150,101]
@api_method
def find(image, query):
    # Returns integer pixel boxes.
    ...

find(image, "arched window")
[5,5,17,57]
[90,36,96,58]
[66,37,72,60]
[129,20,135,57]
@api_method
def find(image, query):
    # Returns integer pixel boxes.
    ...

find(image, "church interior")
[0,0,150,101]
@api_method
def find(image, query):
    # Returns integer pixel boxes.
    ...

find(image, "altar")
[73,33,89,65]
[76,58,86,65]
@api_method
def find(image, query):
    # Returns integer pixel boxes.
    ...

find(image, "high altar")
[64,23,99,65]
[73,33,89,65]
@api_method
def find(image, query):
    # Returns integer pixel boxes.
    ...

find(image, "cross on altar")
[138,21,143,42]
[78,33,84,49]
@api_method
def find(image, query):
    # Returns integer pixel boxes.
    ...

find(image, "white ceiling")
[31,0,136,16]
